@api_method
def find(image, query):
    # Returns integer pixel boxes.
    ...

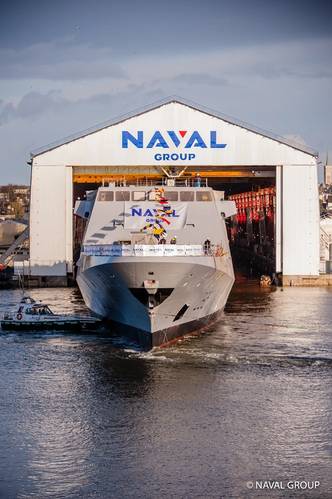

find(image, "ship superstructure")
[75,178,236,348]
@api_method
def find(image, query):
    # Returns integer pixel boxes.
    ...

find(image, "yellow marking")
[73,170,259,183]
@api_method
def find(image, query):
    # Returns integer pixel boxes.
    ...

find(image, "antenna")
[159,166,188,178]
[17,271,25,297]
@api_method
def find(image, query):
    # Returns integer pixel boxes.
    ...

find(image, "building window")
[196,191,212,201]
[115,191,130,201]
[98,191,114,201]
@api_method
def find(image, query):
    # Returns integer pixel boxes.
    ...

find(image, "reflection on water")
[0,284,332,498]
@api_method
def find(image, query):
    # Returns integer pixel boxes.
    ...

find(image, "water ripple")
[0,284,332,498]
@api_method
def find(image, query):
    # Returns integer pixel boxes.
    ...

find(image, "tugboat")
[1,296,100,331]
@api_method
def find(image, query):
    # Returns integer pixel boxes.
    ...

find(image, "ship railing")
[109,178,209,188]
[82,244,226,257]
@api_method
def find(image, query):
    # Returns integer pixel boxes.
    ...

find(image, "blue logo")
[122,130,227,149]
[131,207,179,218]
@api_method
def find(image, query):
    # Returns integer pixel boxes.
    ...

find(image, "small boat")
[1,296,101,331]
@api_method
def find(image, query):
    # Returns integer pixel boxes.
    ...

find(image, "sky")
[0,0,331,184]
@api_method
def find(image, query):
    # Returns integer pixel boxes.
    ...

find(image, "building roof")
[30,95,318,158]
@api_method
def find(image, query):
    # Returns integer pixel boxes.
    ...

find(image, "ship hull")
[101,308,224,350]
[77,256,234,349]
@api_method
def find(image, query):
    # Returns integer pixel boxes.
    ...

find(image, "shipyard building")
[28,97,319,285]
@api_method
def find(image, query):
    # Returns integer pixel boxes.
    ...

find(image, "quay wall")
[282,275,332,286]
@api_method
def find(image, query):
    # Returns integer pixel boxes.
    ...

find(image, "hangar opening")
[207,169,277,277]
[28,97,319,286]
[71,164,277,278]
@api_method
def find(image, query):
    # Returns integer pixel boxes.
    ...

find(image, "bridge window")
[148,191,159,201]
[98,191,114,201]
[196,191,212,201]
[115,191,130,201]
[164,191,178,201]
[132,191,146,201]
[147,190,178,201]
[180,191,194,201]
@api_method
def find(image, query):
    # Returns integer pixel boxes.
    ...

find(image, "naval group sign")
[121,130,227,162]
[124,202,188,230]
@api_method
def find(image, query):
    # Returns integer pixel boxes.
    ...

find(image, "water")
[0,284,331,498]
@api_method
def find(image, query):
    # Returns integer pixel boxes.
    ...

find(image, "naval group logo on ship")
[121,130,227,161]
[124,187,187,240]
[124,202,187,231]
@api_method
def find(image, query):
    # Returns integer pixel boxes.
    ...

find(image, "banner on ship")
[124,202,187,230]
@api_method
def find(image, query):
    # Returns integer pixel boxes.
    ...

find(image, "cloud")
[0,39,127,80]
[2,35,331,87]
[122,36,332,85]
[252,63,332,81]
[283,134,307,146]
[168,73,228,86]
[0,88,145,126]
[1,36,331,129]
[0,85,166,153]
[0,91,68,125]
[0,35,331,182]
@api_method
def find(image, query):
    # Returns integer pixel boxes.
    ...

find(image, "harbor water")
[0,283,331,498]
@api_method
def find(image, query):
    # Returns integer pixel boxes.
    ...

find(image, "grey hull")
[102,309,225,350]
[77,256,234,348]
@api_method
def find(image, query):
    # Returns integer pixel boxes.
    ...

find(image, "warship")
[75,175,236,349]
